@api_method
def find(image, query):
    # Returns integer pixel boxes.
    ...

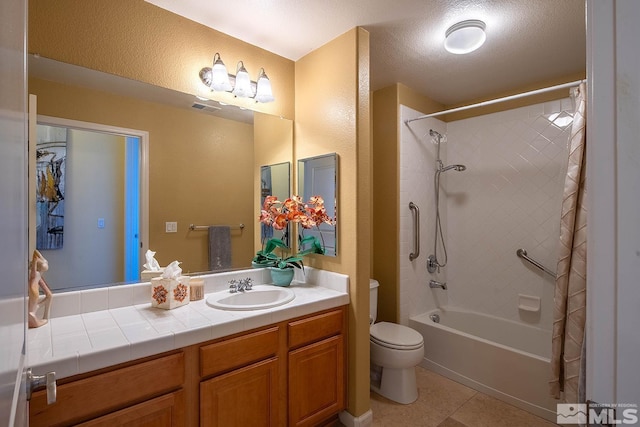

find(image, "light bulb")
[232,61,253,98]
[254,68,275,103]
[210,53,232,91]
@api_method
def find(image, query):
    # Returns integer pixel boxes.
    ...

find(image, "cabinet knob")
[27,368,57,405]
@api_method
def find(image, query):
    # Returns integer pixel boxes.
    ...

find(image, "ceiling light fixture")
[444,20,486,55]
[199,53,275,103]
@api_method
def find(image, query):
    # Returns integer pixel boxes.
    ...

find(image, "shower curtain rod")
[404,79,586,124]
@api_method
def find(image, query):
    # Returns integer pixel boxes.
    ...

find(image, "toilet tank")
[369,279,379,324]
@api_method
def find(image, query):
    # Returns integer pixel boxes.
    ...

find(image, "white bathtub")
[409,307,558,422]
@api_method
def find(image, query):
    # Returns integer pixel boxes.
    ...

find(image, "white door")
[0,0,29,424]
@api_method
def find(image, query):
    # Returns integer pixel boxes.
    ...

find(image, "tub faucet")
[429,279,447,290]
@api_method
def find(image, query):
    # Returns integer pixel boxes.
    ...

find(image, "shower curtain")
[550,82,587,403]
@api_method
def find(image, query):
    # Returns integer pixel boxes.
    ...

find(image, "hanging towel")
[208,226,232,270]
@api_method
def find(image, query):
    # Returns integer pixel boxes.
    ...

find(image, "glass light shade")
[254,69,275,103]
[232,62,253,98]
[445,20,486,54]
[210,53,232,91]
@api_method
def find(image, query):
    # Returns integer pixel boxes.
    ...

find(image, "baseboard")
[339,409,373,427]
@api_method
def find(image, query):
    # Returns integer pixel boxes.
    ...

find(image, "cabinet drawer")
[76,390,184,426]
[288,308,344,349]
[200,326,279,377]
[30,352,184,427]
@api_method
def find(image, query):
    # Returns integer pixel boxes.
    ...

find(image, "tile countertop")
[27,267,349,380]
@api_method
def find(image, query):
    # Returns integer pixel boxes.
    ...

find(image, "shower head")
[441,164,467,172]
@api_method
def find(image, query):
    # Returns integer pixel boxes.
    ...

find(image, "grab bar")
[409,202,420,261]
[516,248,556,278]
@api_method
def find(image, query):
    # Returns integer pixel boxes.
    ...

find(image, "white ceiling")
[145,0,585,106]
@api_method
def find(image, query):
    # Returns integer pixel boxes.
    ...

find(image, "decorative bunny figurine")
[28,250,53,328]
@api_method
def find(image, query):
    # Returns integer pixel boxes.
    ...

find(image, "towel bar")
[189,224,245,231]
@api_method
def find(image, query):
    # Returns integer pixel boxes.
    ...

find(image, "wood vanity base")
[30,306,347,427]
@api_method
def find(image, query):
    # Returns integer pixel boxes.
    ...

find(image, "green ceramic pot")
[269,267,295,287]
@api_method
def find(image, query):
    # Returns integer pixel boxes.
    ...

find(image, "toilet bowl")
[369,279,425,404]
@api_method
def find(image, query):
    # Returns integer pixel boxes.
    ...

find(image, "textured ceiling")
[145,0,586,105]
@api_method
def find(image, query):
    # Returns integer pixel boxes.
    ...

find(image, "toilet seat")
[370,322,424,351]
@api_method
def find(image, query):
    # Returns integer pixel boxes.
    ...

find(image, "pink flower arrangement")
[260,195,335,231]
[254,195,335,268]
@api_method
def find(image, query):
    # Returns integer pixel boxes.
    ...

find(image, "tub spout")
[429,279,447,290]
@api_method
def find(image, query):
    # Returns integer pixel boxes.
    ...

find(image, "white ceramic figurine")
[28,250,53,328]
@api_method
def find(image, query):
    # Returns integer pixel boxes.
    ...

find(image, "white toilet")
[369,279,424,404]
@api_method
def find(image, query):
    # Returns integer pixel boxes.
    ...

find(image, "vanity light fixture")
[199,53,275,103]
[209,52,232,91]
[444,19,486,54]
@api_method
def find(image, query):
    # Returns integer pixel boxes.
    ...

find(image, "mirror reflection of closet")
[260,162,291,246]
[297,153,338,257]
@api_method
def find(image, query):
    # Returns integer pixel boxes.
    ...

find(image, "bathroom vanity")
[27,268,349,426]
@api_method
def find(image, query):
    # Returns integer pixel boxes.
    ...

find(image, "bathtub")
[409,307,558,422]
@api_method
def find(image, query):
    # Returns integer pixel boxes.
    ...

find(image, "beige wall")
[253,113,294,250]
[29,0,295,119]
[372,85,400,323]
[295,28,371,416]
[30,77,256,273]
[398,83,445,118]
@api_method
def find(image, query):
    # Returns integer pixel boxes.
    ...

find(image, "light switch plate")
[97,218,105,229]
[165,222,177,233]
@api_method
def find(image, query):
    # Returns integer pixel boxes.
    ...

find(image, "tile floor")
[367,366,558,427]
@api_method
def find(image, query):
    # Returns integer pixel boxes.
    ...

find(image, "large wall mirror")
[297,153,338,257]
[29,56,293,292]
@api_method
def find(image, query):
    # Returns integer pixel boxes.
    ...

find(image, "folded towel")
[208,226,232,270]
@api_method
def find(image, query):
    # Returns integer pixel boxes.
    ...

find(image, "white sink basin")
[206,285,295,311]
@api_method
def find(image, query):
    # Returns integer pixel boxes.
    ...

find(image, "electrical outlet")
[165,221,177,233]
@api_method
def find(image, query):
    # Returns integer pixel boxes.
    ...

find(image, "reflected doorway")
[33,117,149,290]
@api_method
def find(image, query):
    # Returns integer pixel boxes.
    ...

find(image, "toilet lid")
[370,322,424,350]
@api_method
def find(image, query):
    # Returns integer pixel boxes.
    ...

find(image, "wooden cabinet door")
[200,358,279,427]
[288,335,345,427]
[30,352,185,426]
[76,390,184,426]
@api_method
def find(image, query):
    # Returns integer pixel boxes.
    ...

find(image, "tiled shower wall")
[399,99,572,332]
[399,106,448,325]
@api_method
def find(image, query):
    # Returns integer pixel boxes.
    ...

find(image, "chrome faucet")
[229,278,254,293]
[429,279,447,290]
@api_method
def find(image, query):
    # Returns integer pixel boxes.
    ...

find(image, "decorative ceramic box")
[151,276,190,309]
[141,268,165,282]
